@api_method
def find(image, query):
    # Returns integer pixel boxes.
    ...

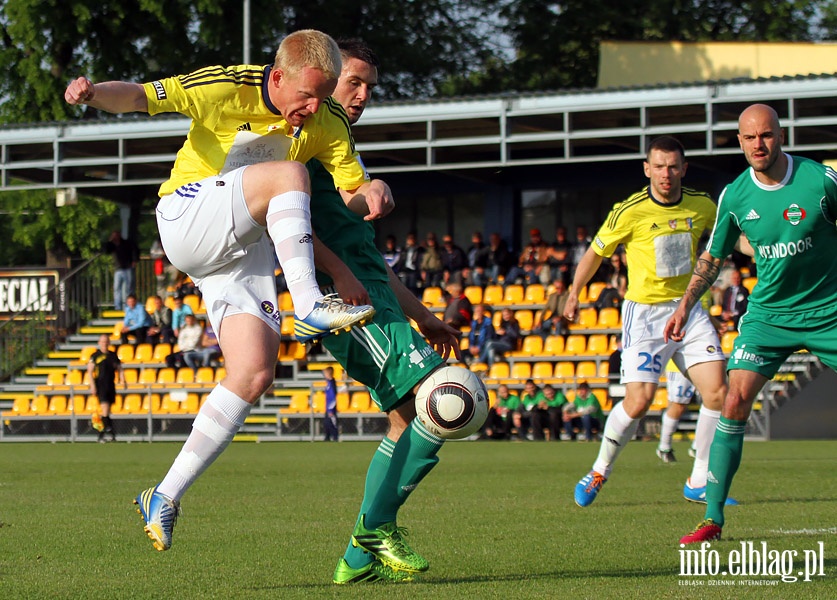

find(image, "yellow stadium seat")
[141,393,161,413]
[157,394,180,414]
[742,277,757,293]
[134,343,154,363]
[195,367,215,384]
[524,284,546,304]
[503,285,524,305]
[156,368,176,385]
[650,388,669,411]
[84,396,100,414]
[575,285,588,304]
[709,304,722,317]
[278,291,294,312]
[597,307,620,329]
[593,389,611,411]
[29,395,49,415]
[564,334,588,356]
[68,396,87,415]
[721,331,739,355]
[543,335,565,356]
[176,368,195,384]
[469,362,489,378]
[571,307,598,330]
[482,285,504,305]
[519,335,543,357]
[311,391,326,413]
[585,334,609,356]
[336,392,351,413]
[464,285,483,305]
[279,391,310,414]
[152,343,172,363]
[4,396,31,416]
[182,393,200,413]
[487,362,510,381]
[281,315,295,337]
[214,366,227,382]
[350,391,372,412]
[421,287,445,307]
[575,361,600,383]
[514,310,534,331]
[73,346,98,365]
[121,394,144,414]
[532,361,555,380]
[123,368,138,384]
[553,362,576,382]
[46,371,65,386]
[117,344,134,362]
[492,311,503,328]
[183,294,201,315]
[138,368,158,385]
[47,395,68,415]
[65,370,83,386]
[586,282,606,302]
[511,362,532,380]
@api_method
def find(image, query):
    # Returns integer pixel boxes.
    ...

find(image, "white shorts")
[666,369,696,405]
[620,299,724,384]
[155,167,283,337]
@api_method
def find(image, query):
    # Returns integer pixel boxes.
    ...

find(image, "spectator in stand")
[482,383,520,439]
[442,282,473,331]
[533,278,570,338]
[608,335,623,384]
[104,229,139,311]
[440,234,468,285]
[420,232,443,289]
[539,384,569,441]
[709,256,737,307]
[186,320,222,369]
[120,294,152,345]
[466,231,491,287]
[519,378,547,440]
[171,294,194,338]
[481,307,520,367]
[166,313,204,369]
[322,366,339,442]
[570,225,592,280]
[594,280,623,311]
[606,251,629,298]
[720,268,749,330]
[395,231,424,296]
[466,304,495,365]
[381,234,401,272]
[146,295,174,345]
[507,228,551,286]
[486,232,512,284]
[562,381,604,441]
[150,236,179,298]
[546,226,573,286]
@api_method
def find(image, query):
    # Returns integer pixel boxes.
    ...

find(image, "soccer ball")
[415,366,489,440]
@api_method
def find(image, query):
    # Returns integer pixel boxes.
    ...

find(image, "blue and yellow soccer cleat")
[351,515,429,573]
[574,470,607,507]
[134,485,181,552]
[680,519,723,545]
[293,293,375,344]
[683,479,739,506]
[332,558,415,584]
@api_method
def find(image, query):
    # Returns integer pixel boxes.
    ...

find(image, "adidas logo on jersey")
[237,122,252,131]
[650,223,660,231]
[744,209,760,221]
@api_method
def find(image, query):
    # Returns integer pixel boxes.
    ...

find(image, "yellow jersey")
[592,187,717,304]
[143,64,369,197]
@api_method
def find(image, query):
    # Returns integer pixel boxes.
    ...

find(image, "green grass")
[1,440,834,599]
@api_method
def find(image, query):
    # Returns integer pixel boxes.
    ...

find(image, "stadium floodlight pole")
[243,0,251,64]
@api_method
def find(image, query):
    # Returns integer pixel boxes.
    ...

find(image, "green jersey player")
[665,104,837,544]
[307,39,466,584]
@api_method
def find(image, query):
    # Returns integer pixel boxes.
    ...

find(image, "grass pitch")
[0,439,834,599]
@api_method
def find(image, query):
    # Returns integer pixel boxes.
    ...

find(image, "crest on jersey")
[668,219,677,229]
[783,203,806,226]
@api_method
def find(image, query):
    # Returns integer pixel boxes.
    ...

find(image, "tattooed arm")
[663,251,722,342]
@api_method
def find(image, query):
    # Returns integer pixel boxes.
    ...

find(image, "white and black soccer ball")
[415,366,489,440]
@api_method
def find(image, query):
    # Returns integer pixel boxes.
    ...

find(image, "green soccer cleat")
[351,515,429,573]
[332,558,415,584]
[134,485,181,552]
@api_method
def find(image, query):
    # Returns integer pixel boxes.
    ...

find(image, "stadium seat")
[487,362,510,381]
[183,294,202,315]
[29,395,49,415]
[503,284,524,305]
[532,361,555,380]
[3,396,31,416]
[650,388,669,411]
[276,291,293,312]
[141,393,161,413]
[47,395,68,415]
[609,334,620,353]
[134,343,153,363]
[542,335,565,356]
[709,304,723,317]
[152,343,172,363]
[349,391,371,412]
[524,284,546,305]
[279,391,310,414]
[281,315,295,337]
[117,344,134,362]
[157,394,180,414]
[68,396,88,415]
[511,362,532,380]
[45,371,65,386]
[586,281,606,303]
[575,285,588,304]
[336,392,350,413]
[74,346,98,365]
[195,367,215,384]
[122,368,138,385]
[514,310,534,332]
[742,277,757,293]
[482,285,504,305]
[519,335,543,357]
[311,391,326,413]
[183,393,200,413]
[464,285,483,305]
[156,368,176,385]
[721,331,738,355]
[564,334,588,356]
[576,361,605,383]
[84,396,100,414]
[214,366,227,382]
[468,362,489,378]
[421,287,445,307]
[593,389,611,411]
[570,307,598,330]
[585,334,609,356]
[492,311,503,328]
[121,394,143,414]
[597,307,620,329]
[553,362,575,382]
[137,368,158,385]
[176,368,195,384]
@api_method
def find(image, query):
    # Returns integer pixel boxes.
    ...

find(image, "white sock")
[659,414,679,451]
[688,405,721,488]
[592,401,639,479]
[157,385,252,501]
[265,191,322,318]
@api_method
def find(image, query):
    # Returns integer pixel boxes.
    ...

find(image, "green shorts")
[322,282,444,412]
[728,304,837,378]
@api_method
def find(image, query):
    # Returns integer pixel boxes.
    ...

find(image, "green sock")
[704,417,747,527]
[365,419,444,527]
[343,437,395,568]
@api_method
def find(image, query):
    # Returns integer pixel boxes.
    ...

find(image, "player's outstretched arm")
[64,77,148,114]
[338,179,394,221]
[385,264,462,361]
[563,246,603,322]
[664,251,722,342]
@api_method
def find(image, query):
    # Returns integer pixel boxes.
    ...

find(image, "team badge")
[668,219,677,230]
[260,300,275,315]
[685,217,693,230]
[783,203,806,226]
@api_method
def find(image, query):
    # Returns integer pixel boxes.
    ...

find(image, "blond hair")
[274,29,341,80]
